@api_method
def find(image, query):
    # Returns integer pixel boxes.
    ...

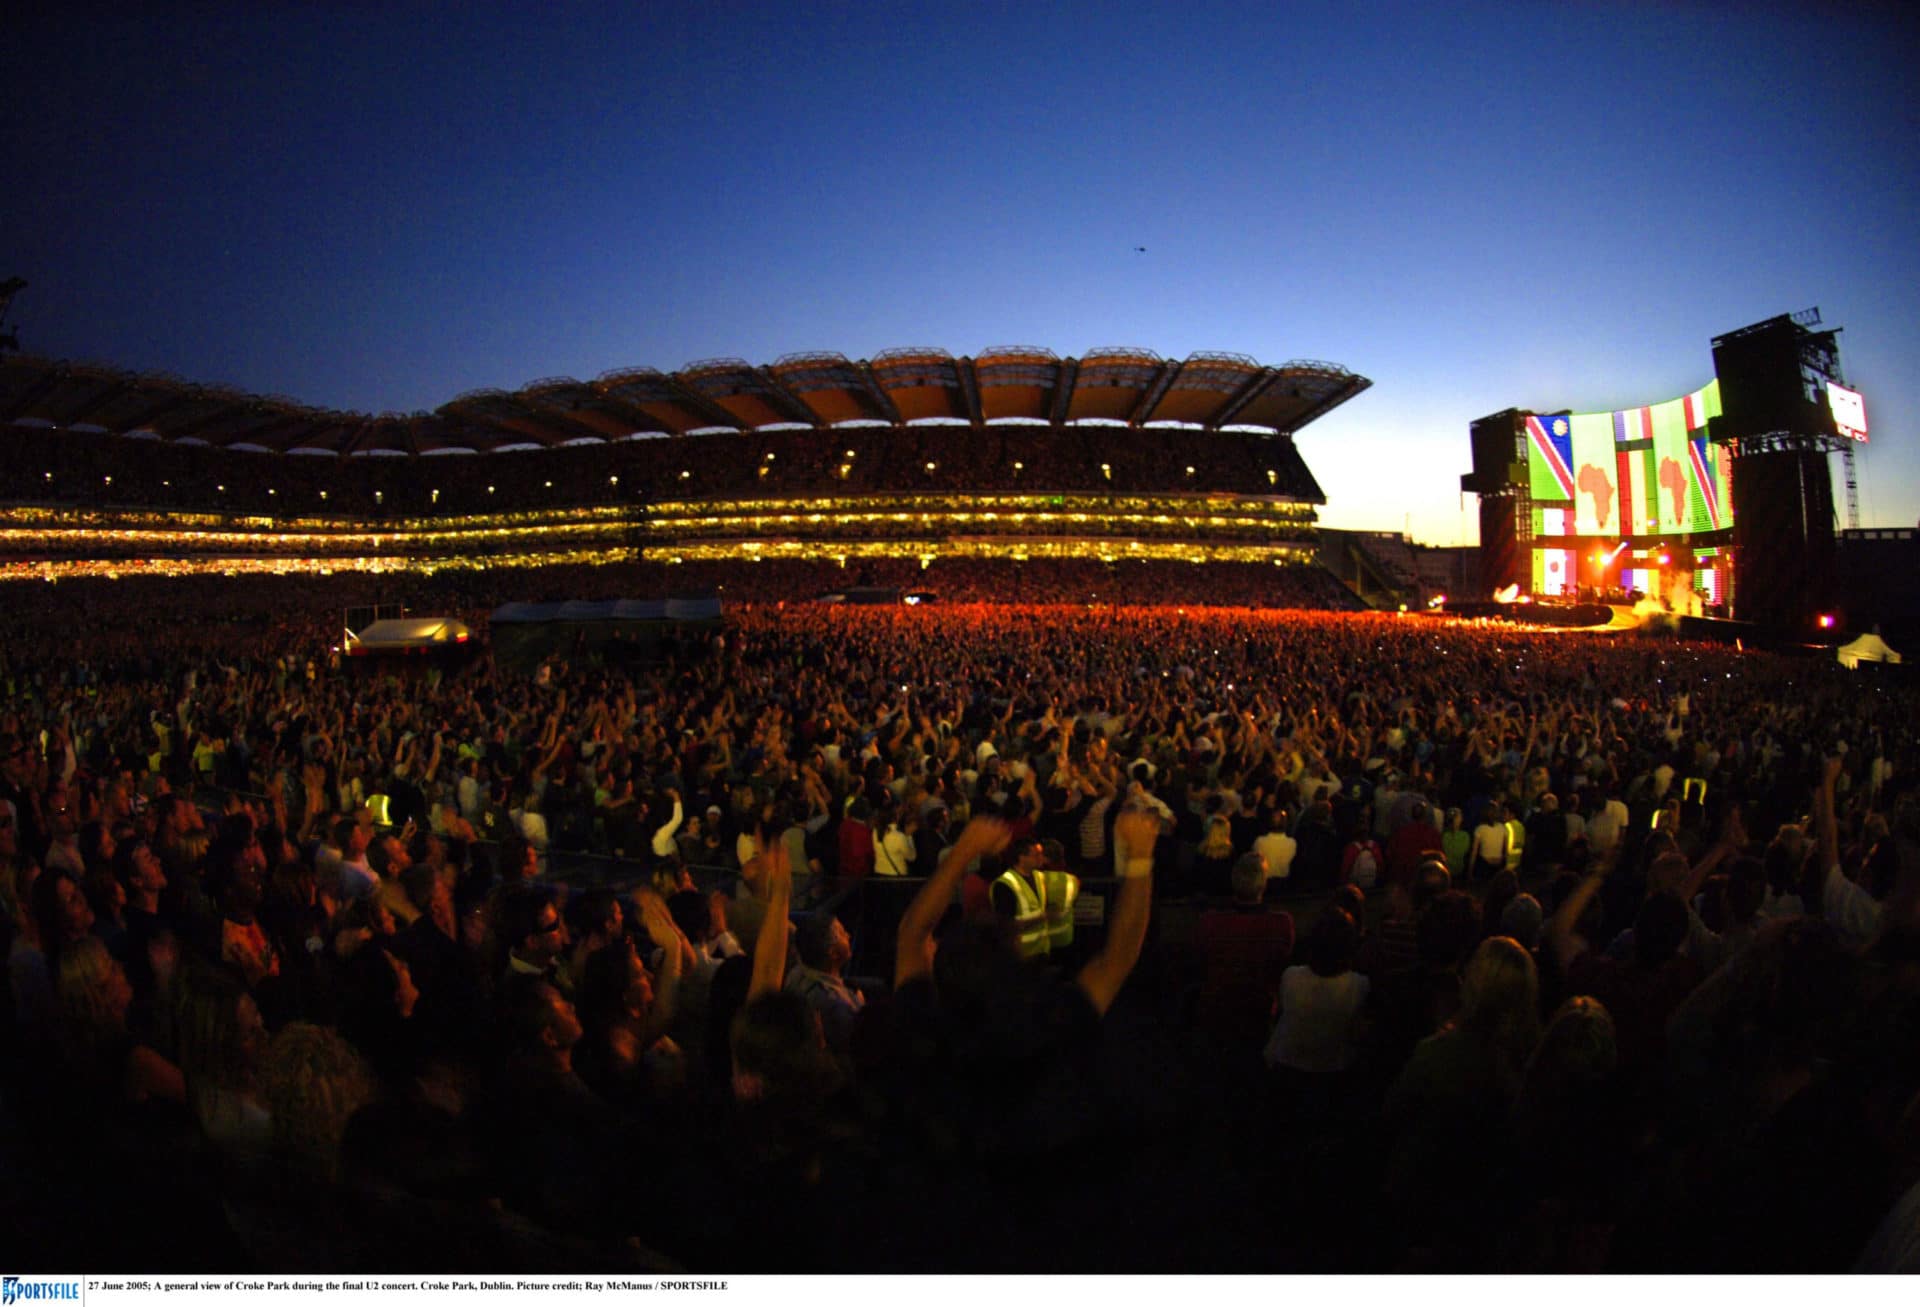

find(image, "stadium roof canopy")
[0,348,1370,456]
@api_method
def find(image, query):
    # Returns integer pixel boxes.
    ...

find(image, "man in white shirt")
[873,811,917,876]
[457,757,484,824]
[1254,807,1297,885]
[1471,803,1509,880]
[332,815,377,901]
[1587,787,1630,856]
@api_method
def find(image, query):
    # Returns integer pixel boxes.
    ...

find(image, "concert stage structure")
[1463,310,1868,632]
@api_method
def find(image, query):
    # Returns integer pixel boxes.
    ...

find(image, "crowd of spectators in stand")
[4,574,1920,1273]
[0,560,1362,636]
[0,422,1320,517]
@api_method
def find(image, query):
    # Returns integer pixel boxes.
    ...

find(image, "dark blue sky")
[6,1,1916,541]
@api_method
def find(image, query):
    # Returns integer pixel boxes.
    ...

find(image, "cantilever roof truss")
[0,348,1370,455]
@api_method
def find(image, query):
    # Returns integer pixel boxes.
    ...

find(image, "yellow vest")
[1040,869,1079,950]
[994,870,1050,959]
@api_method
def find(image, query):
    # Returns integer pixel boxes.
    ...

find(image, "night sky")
[5,1,1916,544]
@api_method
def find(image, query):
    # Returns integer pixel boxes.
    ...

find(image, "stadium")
[4,1,1919,1281]
[0,346,1368,605]
[3,302,1919,1279]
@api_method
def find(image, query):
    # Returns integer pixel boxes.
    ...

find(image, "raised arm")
[747,838,793,1001]
[1676,803,1747,905]
[1809,753,1882,949]
[1546,846,1616,973]
[895,816,1010,989]
[1815,754,1842,879]
[649,788,685,857]
[1075,806,1160,1016]
[635,890,688,1039]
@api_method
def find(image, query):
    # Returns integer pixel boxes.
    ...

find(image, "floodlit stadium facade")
[0,347,1369,583]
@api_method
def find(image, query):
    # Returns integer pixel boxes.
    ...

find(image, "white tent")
[1837,632,1902,669]
[345,616,472,654]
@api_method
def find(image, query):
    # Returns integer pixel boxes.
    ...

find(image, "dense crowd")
[3,575,1918,1272]
[0,559,1361,643]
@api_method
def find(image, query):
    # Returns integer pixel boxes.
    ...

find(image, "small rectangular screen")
[1828,382,1867,442]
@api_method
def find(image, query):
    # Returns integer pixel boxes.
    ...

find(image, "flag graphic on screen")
[1683,388,1710,433]
[1542,548,1571,596]
[1527,414,1576,500]
[1689,436,1721,529]
[1534,381,1722,540]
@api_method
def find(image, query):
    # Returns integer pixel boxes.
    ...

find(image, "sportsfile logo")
[2,1279,82,1305]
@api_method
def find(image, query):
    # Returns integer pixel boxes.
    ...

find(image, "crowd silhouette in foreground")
[3,572,1919,1272]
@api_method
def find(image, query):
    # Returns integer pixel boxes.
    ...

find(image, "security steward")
[991,836,1080,962]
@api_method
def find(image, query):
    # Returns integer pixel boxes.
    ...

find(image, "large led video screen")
[1525,379,1728,540]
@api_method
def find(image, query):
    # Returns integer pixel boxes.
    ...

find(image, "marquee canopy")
[0,348,1370,456]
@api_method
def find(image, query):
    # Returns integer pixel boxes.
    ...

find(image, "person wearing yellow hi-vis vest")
[991,837,1079,960]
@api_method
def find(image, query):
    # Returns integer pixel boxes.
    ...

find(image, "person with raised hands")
[1814,753,1883,952]
[891,805,1160,1018]
[1077,805,1160,1015]
[744,835,793,1003]
[894,814,1012,990]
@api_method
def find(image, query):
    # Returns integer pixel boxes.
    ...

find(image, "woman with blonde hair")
[1508,996,1627,1270]
[259,1022,379,1183]
[1383,936,1543,1265]
[1454,934,1543,1072]
[173,963,272,1168]
[1195,813,1238,897]
[55,936,185,1107]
